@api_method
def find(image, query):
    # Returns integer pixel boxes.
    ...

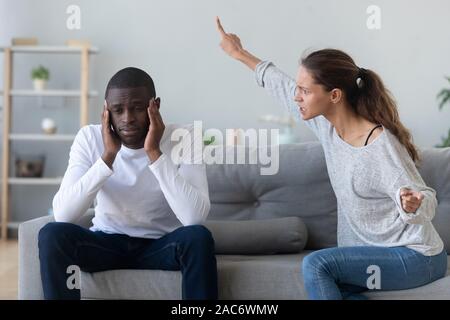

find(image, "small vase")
[41,118,57,134]
[33,79,47,91]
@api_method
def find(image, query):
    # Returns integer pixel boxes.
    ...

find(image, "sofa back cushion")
[206,143,450,252]
[418,147,450,252]
[206,143,337,250]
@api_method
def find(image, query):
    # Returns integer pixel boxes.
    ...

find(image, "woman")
[216,17,447,300]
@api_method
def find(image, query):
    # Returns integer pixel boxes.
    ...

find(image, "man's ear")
[330,89,342,104]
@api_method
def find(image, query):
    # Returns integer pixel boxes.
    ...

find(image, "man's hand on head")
[144,97,165,162]
[101,100,122,169]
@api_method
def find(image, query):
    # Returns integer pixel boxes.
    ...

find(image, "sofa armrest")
[18,209,94,300]
[18,215,55,300]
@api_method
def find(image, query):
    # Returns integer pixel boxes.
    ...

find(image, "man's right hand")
[101,101,121,169]
[216,16,262,71]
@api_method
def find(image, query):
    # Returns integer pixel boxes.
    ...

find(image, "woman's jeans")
[38,222,218,300]
[302,246,448,300]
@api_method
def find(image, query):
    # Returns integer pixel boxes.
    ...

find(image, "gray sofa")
[18,142,450,299]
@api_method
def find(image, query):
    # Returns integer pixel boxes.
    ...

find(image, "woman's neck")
[324,102,376,140]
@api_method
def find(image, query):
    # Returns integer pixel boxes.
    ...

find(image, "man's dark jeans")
[38,222,218,300]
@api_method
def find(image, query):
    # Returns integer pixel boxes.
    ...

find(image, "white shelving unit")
[9,134,76,141]
[0,89,99,97]
[8,177,63,185]
[0,46,98,54]
[1,45,98,239]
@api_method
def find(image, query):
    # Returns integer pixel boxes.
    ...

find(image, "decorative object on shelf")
[14,154,45,178]
[436,76,450,147]
[66,39,91,48]
[12,37,38,46]
[259,114,297,144]
[41,118,57,134]
[31,65,50,91]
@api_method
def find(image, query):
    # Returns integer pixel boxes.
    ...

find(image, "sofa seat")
[80,252,450,300]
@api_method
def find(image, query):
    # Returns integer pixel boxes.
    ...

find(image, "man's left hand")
[144,97,165,162]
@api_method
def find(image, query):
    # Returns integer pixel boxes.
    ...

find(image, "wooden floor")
[0,240,18,300]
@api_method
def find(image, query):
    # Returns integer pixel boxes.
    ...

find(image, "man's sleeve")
[52,127,113,223]
[148,126,210,226]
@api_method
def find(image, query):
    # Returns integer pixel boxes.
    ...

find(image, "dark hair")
[300,49,420,163]
[105,67,156,99]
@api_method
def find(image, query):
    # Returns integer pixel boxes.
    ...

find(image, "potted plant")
[203,136,216,146]
[436,76,450,147]
[31,65,50,90]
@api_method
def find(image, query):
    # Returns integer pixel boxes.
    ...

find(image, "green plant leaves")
[436,76,450,147]
[31,65,50,80]
[437,88,450,110]
[203,136,215,146]
[436,128,450,148]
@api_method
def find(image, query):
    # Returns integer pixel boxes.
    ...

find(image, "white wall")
[1,0,450,222]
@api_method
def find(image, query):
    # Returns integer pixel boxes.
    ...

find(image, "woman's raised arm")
[216,16,262,71]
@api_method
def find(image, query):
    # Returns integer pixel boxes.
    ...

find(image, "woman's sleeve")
[390,170,438,225]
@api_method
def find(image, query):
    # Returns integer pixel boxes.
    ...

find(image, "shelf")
[9,134,76,141]
[0,45,99,54]
[0,89,98,97]
[7,221,21,230]
[8,177,63,185]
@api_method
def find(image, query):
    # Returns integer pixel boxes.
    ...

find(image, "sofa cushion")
[80,253,309,299]
[204,216,308,254]
[206,144,450,253]
[80,253,450,300]
[418,147,450,252]
[206,144,338,250]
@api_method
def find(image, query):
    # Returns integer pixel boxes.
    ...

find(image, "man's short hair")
[105,67,156,99]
